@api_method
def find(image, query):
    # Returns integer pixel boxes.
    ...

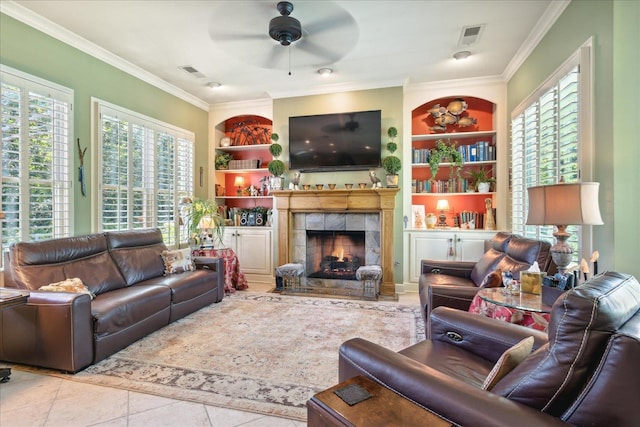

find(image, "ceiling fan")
[208,1,358,70]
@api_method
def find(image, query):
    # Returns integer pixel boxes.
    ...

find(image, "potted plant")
[187,198,225,247]
[268,159,285,190]
[214,152,233,170]
[381,127,401,187]
[428,139,464,181]
[466,167,495,193]
[269,133,282,158]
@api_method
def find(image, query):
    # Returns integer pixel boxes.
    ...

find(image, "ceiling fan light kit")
[269,1,302,46]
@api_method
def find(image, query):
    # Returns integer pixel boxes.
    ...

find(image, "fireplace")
[272,188,400,300]
[306,231,365,280]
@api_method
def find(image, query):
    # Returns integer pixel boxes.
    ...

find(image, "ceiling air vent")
[458,24,484,46]
[179,65,206,78]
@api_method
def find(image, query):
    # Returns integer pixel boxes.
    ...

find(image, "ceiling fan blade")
[295,38,344,64]
[262,44,287,69]
[304,12,356,36]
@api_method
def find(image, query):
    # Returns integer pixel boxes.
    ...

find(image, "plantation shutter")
[511,64,581,258]
[1,66,73,256]
[97,100,194,246]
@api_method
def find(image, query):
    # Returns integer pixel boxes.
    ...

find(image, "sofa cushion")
[141,270,217,304]
[8,233,127,295]
[106,228,167,285]
[91,284,171,337]
[482,336,534,390]
[39,277,95,299]
[161,248,195,275]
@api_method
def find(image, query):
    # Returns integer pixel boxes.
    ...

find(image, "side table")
[307,375,452,426]
[193,247,248,292]
[0,288,30,383]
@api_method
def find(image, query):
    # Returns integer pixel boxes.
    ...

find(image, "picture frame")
[412,205,426,229]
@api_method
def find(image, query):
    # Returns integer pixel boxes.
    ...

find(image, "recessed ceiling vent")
[458,24,484,46]
[179,65,206,78]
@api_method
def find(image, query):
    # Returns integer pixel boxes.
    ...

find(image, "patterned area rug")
[26,292,423,421]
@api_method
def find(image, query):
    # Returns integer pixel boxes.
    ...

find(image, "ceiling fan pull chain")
[288,46,292,76]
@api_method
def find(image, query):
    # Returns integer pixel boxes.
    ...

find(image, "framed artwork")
[412,205,426,229]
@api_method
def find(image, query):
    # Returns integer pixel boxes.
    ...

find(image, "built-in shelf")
[412,130,496,141]
[412,192,496,197]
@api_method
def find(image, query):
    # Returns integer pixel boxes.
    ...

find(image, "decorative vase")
[270,176,283,191]
[386,174,399,188]
[477,182,491,193]
[426,213,437,229]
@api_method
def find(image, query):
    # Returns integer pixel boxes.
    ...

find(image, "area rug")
[23,292,423,421]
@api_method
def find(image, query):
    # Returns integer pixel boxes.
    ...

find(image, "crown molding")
[502,0,571,82]
[1,1,210,112]
[405,75,506,94]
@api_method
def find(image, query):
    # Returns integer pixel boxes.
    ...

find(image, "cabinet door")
[234,228,272,275]
[408,232,452,283]
[456,235,487,262]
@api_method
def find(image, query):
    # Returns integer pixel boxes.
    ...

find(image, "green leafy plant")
[270,132,279,143]
[466,167,495,189]
[214,152,233,170]
[382,155,402,175]
[268,159,285,176]
[269,142,282,158]
[387,126,398,142]
[187,198,225,246]
[428,139,464,181]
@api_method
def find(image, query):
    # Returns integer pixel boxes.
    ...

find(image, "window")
[511,42,593,262]
[1,65,73,257]
[96,100,194,247]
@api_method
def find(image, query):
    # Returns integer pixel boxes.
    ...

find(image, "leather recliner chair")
[419,231,554,336]
[339,271,640,427]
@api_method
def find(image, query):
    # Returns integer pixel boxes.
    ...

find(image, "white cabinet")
[221,227,273,282]
[406,229,496,283]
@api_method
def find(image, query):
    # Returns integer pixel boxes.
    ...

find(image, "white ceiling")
[4,1,568,109]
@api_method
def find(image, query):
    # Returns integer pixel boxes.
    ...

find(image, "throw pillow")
[161,248,195,275]
[481,336,534,391]
[480,269,503,288]
[39,277,95,299]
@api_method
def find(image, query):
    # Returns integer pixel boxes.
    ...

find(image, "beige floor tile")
[45,386,128,427]
[128,400,211,427]
[0,370,62,412]
[0,400,52,427]
[203,405,269,427]
[128,390,181,415]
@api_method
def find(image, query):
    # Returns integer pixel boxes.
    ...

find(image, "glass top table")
[477,288,552,314]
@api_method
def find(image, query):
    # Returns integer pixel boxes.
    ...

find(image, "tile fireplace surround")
[272,188,400,300]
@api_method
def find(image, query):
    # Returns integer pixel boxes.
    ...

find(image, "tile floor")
[0,283,420,427]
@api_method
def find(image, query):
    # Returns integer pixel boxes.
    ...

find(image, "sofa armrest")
[430,306,548,361]
[420,259,476,277]
[428,284,480,312]
[338,338,568,427]
[0,291,93,372]
[194,256,225,302]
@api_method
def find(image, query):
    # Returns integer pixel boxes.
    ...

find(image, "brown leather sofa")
[419,231,553,336]
[339,271,640,426]
[0,228,224,373]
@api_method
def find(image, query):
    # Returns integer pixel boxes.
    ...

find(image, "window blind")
[1,66,73,257]
[96,100,194,246]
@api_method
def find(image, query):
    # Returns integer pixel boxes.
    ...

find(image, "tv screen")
[288,110,382,172]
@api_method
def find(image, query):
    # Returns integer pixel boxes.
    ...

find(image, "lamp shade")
[436,199,450,211]
[233,176,245,187]
[526,182,603,226]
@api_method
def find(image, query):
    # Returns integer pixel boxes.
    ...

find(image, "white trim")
[268,78,405,100]
[1,1,209,112]
[503,0,571,82]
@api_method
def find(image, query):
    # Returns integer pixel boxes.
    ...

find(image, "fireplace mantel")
[272,188,400,300]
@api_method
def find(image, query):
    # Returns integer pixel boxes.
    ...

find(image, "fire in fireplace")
[306,230,365,280]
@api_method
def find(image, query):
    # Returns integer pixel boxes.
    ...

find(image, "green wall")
[507,0,627,276]
[613,0,640,278]
[273,87,405,282]
[0,13,210,235]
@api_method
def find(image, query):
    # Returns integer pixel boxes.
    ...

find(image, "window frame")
[0,64,74,258]
[92,98,194,247]
[510,39,594,262]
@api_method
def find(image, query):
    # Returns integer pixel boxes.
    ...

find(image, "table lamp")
[526,182,603,273]
[436,199,450,227]
[234,176,245,195]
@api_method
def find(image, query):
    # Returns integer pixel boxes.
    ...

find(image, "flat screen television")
[288,110,382,172]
